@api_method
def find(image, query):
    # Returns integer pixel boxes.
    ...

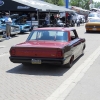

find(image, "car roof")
[89,12,98,14]
[90,18,100,19]
[88,12,100,15]
[89,18,100,21]
[33,27,75,31]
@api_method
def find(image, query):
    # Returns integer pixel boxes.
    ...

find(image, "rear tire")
[63,56,74,68]
[81,44,86,55]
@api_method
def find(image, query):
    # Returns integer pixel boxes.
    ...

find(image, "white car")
[77,14,86,23]
[87,12,100,21]
[0,19,20,36]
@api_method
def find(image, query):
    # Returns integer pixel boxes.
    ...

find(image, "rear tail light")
[10,49,16,56]
[56,50,63,58]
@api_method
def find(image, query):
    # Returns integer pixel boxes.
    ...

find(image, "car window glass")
[97,14,100,17]
[49,31,56,36]
[90,19,100,22]
[88,13,95,17]
[70,31,75,36]
[57,31,63,36]
[30,31,37,40]
[70,31,76,40]
[29,30,68,42]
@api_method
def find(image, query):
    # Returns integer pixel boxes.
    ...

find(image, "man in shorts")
[5,12,12,39]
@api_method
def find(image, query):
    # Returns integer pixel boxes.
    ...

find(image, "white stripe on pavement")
[0,53,9,57]
[0,46,6,48]
[46,46,100,100]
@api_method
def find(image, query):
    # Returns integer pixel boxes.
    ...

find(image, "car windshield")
[88,14,95,17]
[28,30,68,42]
[89,19,100,22]
[88,13,100,17]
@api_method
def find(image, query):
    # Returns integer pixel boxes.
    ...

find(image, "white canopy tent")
[12,0,72,12]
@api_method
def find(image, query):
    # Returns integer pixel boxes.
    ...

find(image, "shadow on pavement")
[6,64,69,76]
[18,32,30,35]
[85,31,100,34]
[0,35,18,42]
[6,54,84,76]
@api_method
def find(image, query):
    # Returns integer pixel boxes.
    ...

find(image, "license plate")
[31,59,41,64]
[93,28,96,30]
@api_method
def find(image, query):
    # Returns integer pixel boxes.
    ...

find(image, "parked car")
[78,14,86,23]
[9,27,86,68]
[60,11,77,27]
[85,18,100,32]
[12,15,31,33]
[87,12,100,21]
[0,14,31,34]
[51,18,65,27]
[0,18,20,36]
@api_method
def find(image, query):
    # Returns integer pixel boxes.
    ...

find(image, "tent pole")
[58,10,59,18]
[37,10,39,27]
[49,10,50,27]
[65,11,66,27]
[31,13,32,28]
[9,11,10,15]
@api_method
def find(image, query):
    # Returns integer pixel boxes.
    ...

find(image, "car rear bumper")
[86,28,100,31]
[9,56,70,65]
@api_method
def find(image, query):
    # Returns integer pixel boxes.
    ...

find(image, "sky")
[93,0,100,2]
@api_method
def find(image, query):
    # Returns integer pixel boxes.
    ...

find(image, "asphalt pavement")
[64,53,100,100]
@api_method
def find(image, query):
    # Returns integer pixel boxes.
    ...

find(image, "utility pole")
[65,0,69,8]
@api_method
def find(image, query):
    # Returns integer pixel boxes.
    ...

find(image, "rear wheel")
[81,44,86,55]
[63,56,74,68]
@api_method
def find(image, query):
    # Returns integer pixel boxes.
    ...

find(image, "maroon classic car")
[9,27,86,68]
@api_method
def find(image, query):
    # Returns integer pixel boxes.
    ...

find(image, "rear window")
[89,19,100,22]
[28,30,68,42]
[88,13,100,17]
[88,14,95,17]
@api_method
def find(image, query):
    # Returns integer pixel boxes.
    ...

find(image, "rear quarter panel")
[62,30,85,64]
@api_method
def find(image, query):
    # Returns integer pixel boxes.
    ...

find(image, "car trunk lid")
[10,41,69,58]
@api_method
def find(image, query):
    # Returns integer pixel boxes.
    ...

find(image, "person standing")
[45,13,50,25]
[5,12,12,39]
[68,14,71,25]
[66,12,69,20]
[76,15,81,27]
[50,14,54,24]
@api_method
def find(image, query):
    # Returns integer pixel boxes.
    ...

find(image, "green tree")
[69,0,91,10]
[44,0,64,6]
[94,2,100,8]
[57,0,64,6]
[44,0,53,3]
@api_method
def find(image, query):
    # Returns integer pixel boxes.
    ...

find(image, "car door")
[69,30,82,59]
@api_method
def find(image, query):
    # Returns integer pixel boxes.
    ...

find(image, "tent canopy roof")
[12,0,73,12]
